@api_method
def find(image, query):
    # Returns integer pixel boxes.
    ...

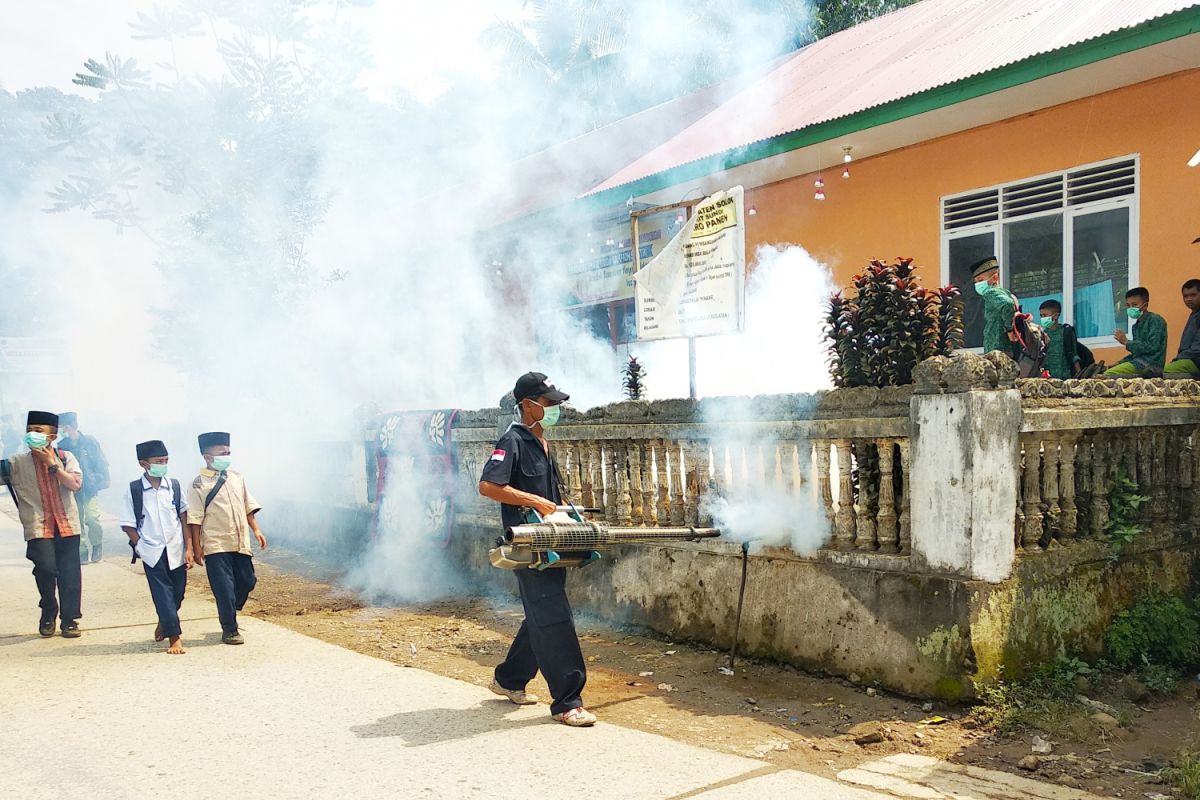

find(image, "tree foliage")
[824,258,964,388]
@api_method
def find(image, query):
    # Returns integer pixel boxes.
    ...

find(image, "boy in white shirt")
[120,440,191,654]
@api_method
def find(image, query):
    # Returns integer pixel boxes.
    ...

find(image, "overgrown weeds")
[973,591,1200,737]
[1162,751,1200,799]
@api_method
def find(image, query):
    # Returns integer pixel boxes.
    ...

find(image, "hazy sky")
[0,1,521,102]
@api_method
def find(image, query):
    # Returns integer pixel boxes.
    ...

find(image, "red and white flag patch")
[490,449,507,462]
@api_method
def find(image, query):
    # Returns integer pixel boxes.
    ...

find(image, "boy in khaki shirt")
[186,432,266,645]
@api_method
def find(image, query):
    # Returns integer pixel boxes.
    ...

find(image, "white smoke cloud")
[0,1,826,601]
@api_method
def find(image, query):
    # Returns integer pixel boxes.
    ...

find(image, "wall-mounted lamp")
[843,146,853,164]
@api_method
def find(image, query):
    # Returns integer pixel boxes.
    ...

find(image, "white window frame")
[940,154,1140,351]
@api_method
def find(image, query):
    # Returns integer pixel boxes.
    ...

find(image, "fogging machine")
[489,505,720,570]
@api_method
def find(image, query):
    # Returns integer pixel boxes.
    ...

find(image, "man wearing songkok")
[120,439,191,654]
[186,432,266,645]
[3,411,85,637]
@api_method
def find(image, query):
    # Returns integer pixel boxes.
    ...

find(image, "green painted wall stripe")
[571,5,1200,213]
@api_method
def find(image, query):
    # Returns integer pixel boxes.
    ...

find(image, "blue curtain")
[1072,280,1114,338]
[1017,280,1113,338]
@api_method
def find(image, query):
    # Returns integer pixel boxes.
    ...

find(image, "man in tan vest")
[4,411,85,637]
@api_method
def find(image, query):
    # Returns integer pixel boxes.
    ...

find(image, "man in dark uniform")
[478,372,595,728]
[57,411,110,563]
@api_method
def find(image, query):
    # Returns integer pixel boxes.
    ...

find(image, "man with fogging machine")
[478,372,596,728]
[1,411,86,637]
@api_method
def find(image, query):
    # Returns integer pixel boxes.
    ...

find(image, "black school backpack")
[1063,324,1095,370]
[130,478,183,530]
[1011,312,1049,378]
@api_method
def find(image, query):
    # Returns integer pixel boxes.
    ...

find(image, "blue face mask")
[148,463,169,478]
[25,431,48,449]
[974,281,990,296]
[210,455,232,472]
[1039,317,1054,328]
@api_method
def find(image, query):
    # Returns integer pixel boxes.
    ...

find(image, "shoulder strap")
[1,459,18,509]
[130,479,144,530]
[172,478,182,516]
[204,473,228,510]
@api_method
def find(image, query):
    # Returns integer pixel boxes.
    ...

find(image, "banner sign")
[0,338,70,374]
[633,187,746,341]
[564,216,671,308]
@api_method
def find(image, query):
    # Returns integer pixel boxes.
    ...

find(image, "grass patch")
[1162,751,1200,800]
[970,660,1086,735]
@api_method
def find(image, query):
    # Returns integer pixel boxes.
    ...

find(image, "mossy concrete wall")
[450,515,1199,700]
[970,533,1200,684]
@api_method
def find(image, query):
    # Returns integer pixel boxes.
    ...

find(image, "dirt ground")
[189,547,1200,798]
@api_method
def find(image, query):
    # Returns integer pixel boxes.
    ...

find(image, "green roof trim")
[577,4,1200,211]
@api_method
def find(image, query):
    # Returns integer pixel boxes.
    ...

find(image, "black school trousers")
[494,567,587,716]
[144,555,187,638]
[204,552,256,634]
[26,534,82,625]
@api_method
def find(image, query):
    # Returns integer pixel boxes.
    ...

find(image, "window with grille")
[941,156,1138,349]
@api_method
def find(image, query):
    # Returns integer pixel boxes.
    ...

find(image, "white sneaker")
[553,707,597,727]
[489,679,539,705]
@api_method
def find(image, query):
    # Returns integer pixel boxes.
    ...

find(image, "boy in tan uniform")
[3,411,86,637]
[186,431,267,645]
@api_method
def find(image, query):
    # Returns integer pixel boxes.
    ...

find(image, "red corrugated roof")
[586,0,1199,196]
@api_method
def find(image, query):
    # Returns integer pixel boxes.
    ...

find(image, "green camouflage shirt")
[981,285,1018,354]
[1116,310,1167,369]
[1043,324,1078,379]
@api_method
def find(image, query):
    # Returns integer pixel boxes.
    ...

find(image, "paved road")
[0,510,1102,800]
[0,511,888,800]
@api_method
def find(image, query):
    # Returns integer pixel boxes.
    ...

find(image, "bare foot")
[154,623,165,642]
[166,636,185,654]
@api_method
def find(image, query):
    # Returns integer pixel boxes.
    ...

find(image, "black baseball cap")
[513,372,569,405]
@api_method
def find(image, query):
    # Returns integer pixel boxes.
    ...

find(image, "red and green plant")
[825,258,964,388]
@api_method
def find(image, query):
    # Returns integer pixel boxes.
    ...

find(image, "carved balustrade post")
[876,439,899,553]
[898,439,912,555]
[656,439,671,527]
[834,440,856,550]
[1058,433,1078,539]
[1075,435,1092,536]
[615,442,633,526]
[670,441,687,526]
[1021,436,1044,550]
[815,441,834,531]
[1042,435,1061,543]
[628,441,644,524]
[1090,437,1109,538]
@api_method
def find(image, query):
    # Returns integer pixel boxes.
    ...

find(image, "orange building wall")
[745,68,1200,364]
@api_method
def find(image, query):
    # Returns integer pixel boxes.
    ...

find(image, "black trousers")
[26,535,83,625]
[494,567,587,716]
[204,552,256,634]
[144,555,187,638]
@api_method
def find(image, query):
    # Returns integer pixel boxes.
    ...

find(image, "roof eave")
[577,3,1200,212]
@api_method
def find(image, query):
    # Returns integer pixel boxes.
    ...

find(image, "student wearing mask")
[1164,279,1200,377]
[1105,287,1167,376]
[121,440,191,654]
[5,411,85,637]
[1037,299,1081,379]
[186,432,266,645]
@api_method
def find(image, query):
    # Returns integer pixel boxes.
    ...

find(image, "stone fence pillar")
[908,353,1022,582]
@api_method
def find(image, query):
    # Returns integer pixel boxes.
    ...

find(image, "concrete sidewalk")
[0,512,888,800]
